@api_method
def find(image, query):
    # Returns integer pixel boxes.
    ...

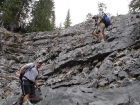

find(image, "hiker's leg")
[23,94,30,102]
[99,32,105,42]
[93,30,99,38]
[99,32,103,38]
[98,23,105,36]
[97,23,105,42]
[30,84,36,98]
[102,28,104,36]
[22,85,33,105]
[22,80,31,102]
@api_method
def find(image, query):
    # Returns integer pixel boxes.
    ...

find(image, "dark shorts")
[21,80,35,96]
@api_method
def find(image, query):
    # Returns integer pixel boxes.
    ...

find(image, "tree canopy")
[129,0,140,13]
[98,2,107,13]
[0,0,55,33]
[28,0,55,32]
[0,0,32,31]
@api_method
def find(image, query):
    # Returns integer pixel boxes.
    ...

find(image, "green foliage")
[63,9,72,28]
[0,0,55,33]
[129,0,140,13]
[28,0,55,32]
[0,0,32,31]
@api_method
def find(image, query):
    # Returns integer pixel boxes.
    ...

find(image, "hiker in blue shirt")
[17,61,43,105]
[92,13,105,42]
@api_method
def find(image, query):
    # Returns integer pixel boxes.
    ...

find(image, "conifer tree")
[0,0,32,32]
[64,9,72,28]
[129,0,140,13]
[97,2,112,16]
[98,2,107,13]
[28,0,55,32]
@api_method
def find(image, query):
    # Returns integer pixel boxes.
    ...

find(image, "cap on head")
[37,60,43,64]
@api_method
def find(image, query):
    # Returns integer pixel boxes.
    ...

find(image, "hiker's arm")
[97,18,101,25]
[34,80,39,88]
[16,66,25,77]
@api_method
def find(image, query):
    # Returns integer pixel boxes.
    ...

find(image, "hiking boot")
[22,99,33,105]
[22,101,27,105]
[100,39,105,42]
[100,38,105,43]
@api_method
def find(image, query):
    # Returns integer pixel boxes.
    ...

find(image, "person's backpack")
[102,13,111,28]
[19,64,35,81]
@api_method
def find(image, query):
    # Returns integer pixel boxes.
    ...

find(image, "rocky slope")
[0,13,140,105]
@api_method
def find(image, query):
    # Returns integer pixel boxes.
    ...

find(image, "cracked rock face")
[0,13,140,105]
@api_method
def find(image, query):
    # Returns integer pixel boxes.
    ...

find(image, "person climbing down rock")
[16,61,43,105]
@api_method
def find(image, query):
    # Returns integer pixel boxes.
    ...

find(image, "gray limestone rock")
[0,13,140,105]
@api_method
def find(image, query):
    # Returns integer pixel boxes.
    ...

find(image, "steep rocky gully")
[0,13,140,105]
